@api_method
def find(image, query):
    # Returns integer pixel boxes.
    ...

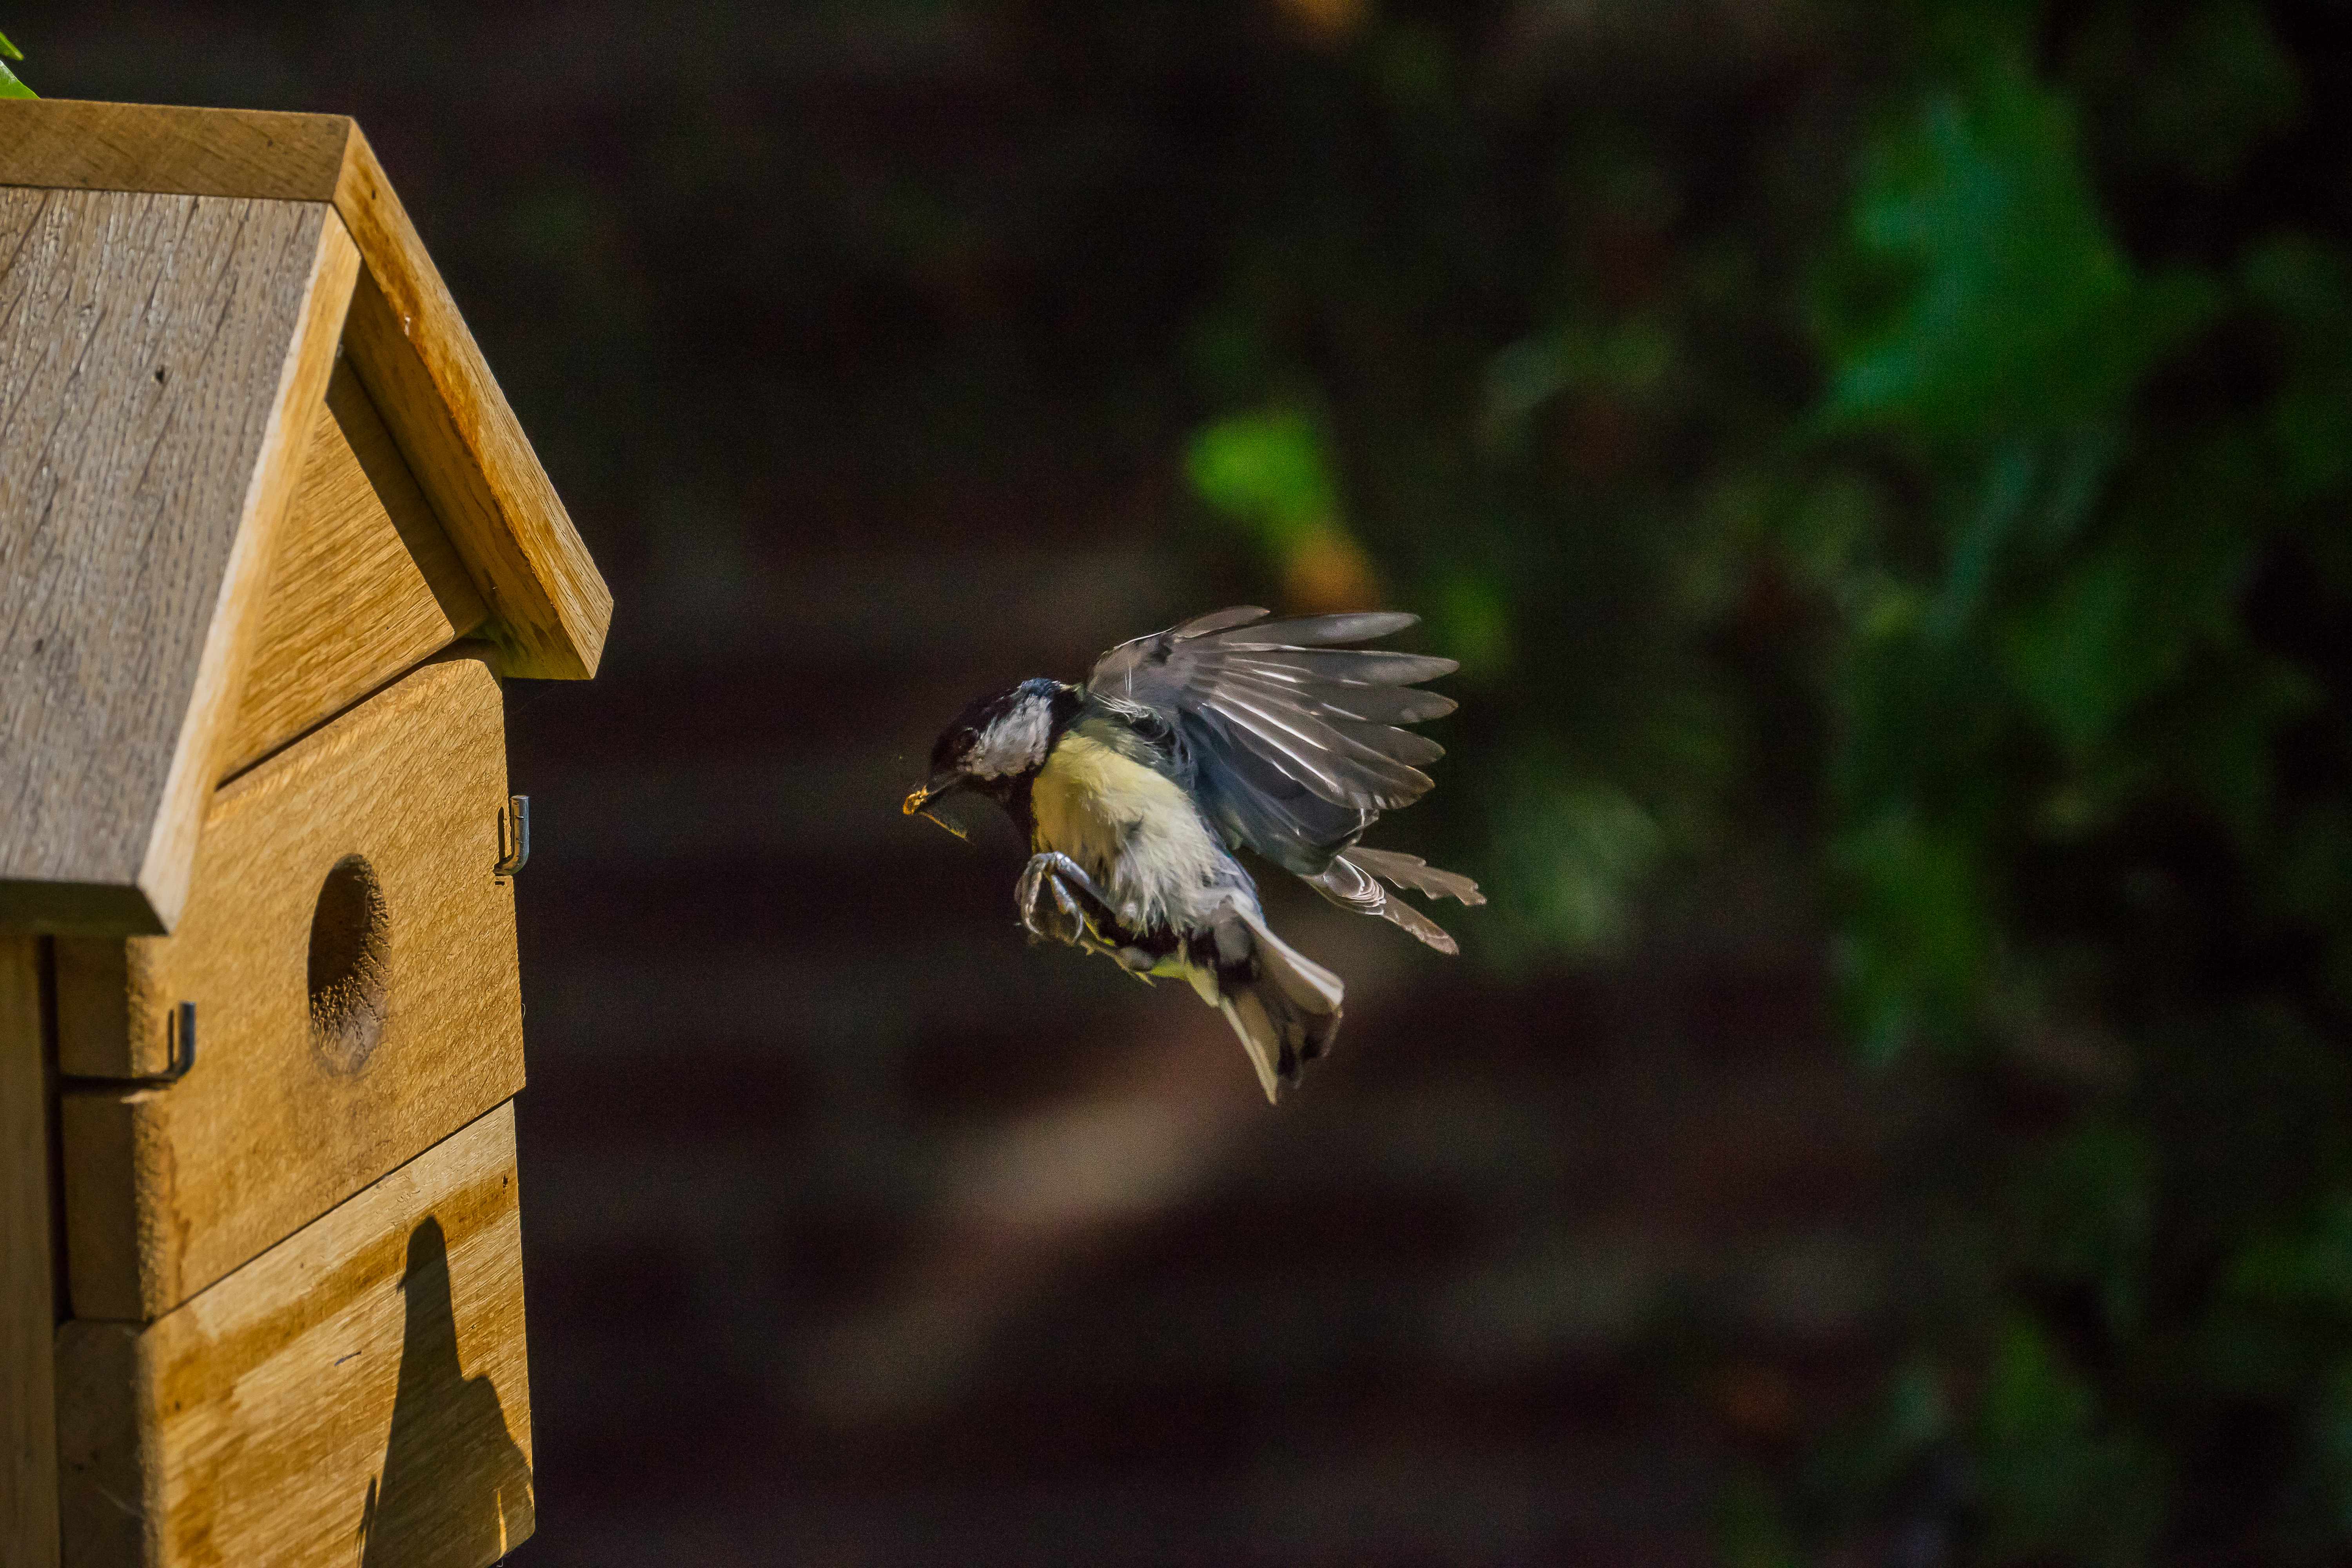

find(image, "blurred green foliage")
[0,28,33,98]
[1183,0,2352,1557]
[1187,407,1340,551]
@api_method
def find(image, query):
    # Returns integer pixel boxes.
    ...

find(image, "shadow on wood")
[358,1216,533,1566]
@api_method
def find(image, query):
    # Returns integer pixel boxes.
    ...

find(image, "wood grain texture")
[56,1102,534,1568]
[135,211,361,937]
[223,357,488,778]
[334,131,611,680]
[0,98,614,684]
[48,942,130,1080]
[58,653,524,1321]
[0,187,358,936]
[2,938,62,1568]
[0,99,350,203]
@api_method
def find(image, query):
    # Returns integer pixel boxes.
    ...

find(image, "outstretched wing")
[1085,607,1458,874]
[1307,847,1486,954]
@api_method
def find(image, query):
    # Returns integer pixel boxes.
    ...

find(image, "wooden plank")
[58,654,525,1320]
[0,187,358,936]
[138,210,361,935]
[56,1102,534,1568]
[223,357,488,778]
[47,943,129,1080]
[0,99,615,684]
[2,938,62,1568]
[0,98,350,203]
[335,131,611,681]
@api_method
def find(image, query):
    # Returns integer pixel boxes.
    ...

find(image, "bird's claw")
[1027,871,1088,946]
[1017,852,1121,948]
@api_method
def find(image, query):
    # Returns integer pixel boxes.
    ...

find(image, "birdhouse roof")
[0,100,612,935]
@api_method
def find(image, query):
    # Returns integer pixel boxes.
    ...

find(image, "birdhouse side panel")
[56,1101,533,1568]
[2,936,62,1568]
[58,653,524,1322]
[50,942,138,1078]
[224,356,489,779]
[0,185,357,935]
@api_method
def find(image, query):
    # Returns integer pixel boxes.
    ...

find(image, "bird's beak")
[903,777,971,841]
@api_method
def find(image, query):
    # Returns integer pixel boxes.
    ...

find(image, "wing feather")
[1216,668,1457,724]
[1347,846,1486,906]
[1220,612,1420,646]
[1306,852,1462,954]
[1205,687,1434,806]
[1220,649,1458,685]
[1169,605,1273,637]
[1331,719,1444,768]
[1084,608,1459,873]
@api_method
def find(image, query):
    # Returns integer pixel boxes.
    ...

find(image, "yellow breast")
[1030,731,1223,927]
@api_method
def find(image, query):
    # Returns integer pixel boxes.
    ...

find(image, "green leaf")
[1185,407,1339,551]
[1975,1318,2161,1561]
[1489,768,1664,957]
[0,27,31,100]
[1833,617,2004,825]
[1479,316,1673,449]
[1431,573,1513,676]
[2012,1122,2152,1337]
[1833,809,1989,1060]
[2228,1195,2352,1312]
[2000,546,2176,754]
[1821,58,2214,446]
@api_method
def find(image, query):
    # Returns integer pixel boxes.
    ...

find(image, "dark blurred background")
[11,1,2352,1562]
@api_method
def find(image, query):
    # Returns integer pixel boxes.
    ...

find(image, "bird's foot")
[1016,852,1123,948]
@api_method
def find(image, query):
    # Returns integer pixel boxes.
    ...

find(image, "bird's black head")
[904,677,1076,833]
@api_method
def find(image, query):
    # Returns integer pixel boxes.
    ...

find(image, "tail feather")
[1305,848,1482,955]
[1217,911,1344,1103]
[1245,909,1345,1014]
[1219,996,1283,1103]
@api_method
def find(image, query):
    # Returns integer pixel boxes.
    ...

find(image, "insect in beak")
[916,808,969,842]
[902,785,971,842]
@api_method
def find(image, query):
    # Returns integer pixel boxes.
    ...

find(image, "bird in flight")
[904,608,1481,1101]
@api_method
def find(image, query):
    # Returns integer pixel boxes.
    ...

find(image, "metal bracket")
[496,794,531,876]
[61,1000,196,1089]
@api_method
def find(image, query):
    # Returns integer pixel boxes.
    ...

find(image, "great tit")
[904,607,1481,1102]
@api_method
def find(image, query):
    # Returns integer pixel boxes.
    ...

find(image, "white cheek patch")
[972,697,1053,778]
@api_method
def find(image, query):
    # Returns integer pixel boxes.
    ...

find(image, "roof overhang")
[1,100,612,934]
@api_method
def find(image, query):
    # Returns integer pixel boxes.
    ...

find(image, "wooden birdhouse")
[0,100,612,1567]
